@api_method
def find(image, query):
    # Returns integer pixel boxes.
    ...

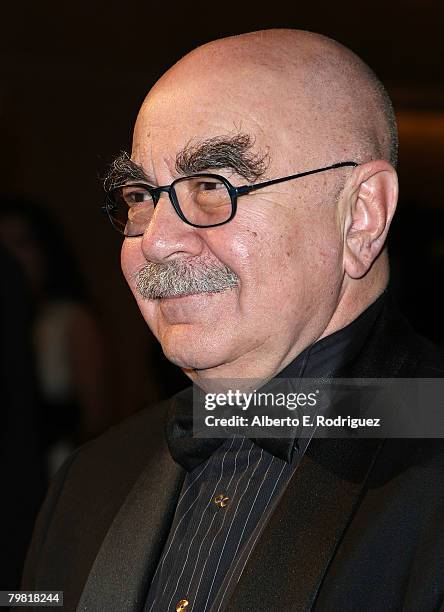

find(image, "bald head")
[141,29,397,172]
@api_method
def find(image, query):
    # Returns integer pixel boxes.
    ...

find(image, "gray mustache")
[136,258,239,299]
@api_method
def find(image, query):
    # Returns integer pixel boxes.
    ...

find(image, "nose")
[140,191,204,263]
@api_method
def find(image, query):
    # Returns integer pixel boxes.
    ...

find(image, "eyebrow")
[103,132,270,191]
[175,133,270,182]
[103,152,151,191]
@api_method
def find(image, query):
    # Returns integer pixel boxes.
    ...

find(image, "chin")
[161,342,222,372]
[159,323,230,373]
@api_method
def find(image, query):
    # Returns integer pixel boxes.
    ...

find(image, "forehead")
[133,92,267,163]
[131,67,314,175]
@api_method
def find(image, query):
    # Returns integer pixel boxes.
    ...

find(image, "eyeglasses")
[102,161,357,237]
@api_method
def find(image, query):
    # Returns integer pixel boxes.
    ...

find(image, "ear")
[342,160,398,279]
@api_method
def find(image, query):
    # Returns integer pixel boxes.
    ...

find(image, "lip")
[155,286,238,319]
[159,289,230,301]
[160,292,202,300]
[157,291,222,323]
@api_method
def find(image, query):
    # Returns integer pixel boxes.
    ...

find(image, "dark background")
[2,0,443,420]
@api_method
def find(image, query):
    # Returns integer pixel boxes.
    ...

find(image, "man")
[21,29,444,611]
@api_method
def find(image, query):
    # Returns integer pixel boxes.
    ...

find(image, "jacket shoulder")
[21,394,182,591]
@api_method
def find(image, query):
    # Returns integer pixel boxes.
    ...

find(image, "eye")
[196,181,225,191]
[193,182,230,209]
[179,177,230,206]
[121,185,153,206]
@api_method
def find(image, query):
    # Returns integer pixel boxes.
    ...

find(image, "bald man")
[21,30,444,612]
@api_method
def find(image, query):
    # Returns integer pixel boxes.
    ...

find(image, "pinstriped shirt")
[143,294,385,612]
[144,435,309,612]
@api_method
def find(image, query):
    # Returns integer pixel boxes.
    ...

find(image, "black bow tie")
[164,388,298,471]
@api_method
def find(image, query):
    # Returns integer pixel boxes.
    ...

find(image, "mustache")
[135,257,239,299]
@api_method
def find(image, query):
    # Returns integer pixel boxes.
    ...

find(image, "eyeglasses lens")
[107,175,232,235]
[173,176,232,227]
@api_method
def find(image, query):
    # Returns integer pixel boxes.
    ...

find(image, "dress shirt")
[144,293,386,612]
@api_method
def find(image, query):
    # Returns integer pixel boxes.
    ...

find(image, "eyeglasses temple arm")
[235,161,358,196]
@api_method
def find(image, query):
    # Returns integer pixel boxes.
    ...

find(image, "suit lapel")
[226,296,421,612]
[224,437,384,612]
[77,429,185,612]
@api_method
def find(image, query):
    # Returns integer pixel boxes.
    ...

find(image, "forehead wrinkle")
[175,132,270,183]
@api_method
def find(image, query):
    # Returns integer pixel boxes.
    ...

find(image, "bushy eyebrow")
[175,133,270,182]
[103,152,149,191]
[103,132,270,191]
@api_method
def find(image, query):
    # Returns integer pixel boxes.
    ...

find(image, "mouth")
[156,290,224,324]
[158,288,230,300]
[159,292,201,300]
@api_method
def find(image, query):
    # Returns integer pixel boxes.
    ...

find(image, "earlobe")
[343,160,398,279]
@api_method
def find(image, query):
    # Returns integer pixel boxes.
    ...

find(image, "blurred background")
[1,0,443,589]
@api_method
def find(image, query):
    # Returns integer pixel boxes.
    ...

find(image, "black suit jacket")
[21,300,444,611]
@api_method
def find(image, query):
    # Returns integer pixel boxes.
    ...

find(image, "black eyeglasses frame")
[103,160,358,235]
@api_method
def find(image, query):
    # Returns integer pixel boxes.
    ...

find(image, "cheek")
[211,202,342,287]
[120,241,162,333]
[120,240,143,286]
[214,210,274,273]
[120,241,150,306]
[311,219,343,272]
[250,225,341,303]
[294,229,344,306]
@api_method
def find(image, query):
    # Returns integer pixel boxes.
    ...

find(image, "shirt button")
[176,599,189,611]
[214,493,229,508]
